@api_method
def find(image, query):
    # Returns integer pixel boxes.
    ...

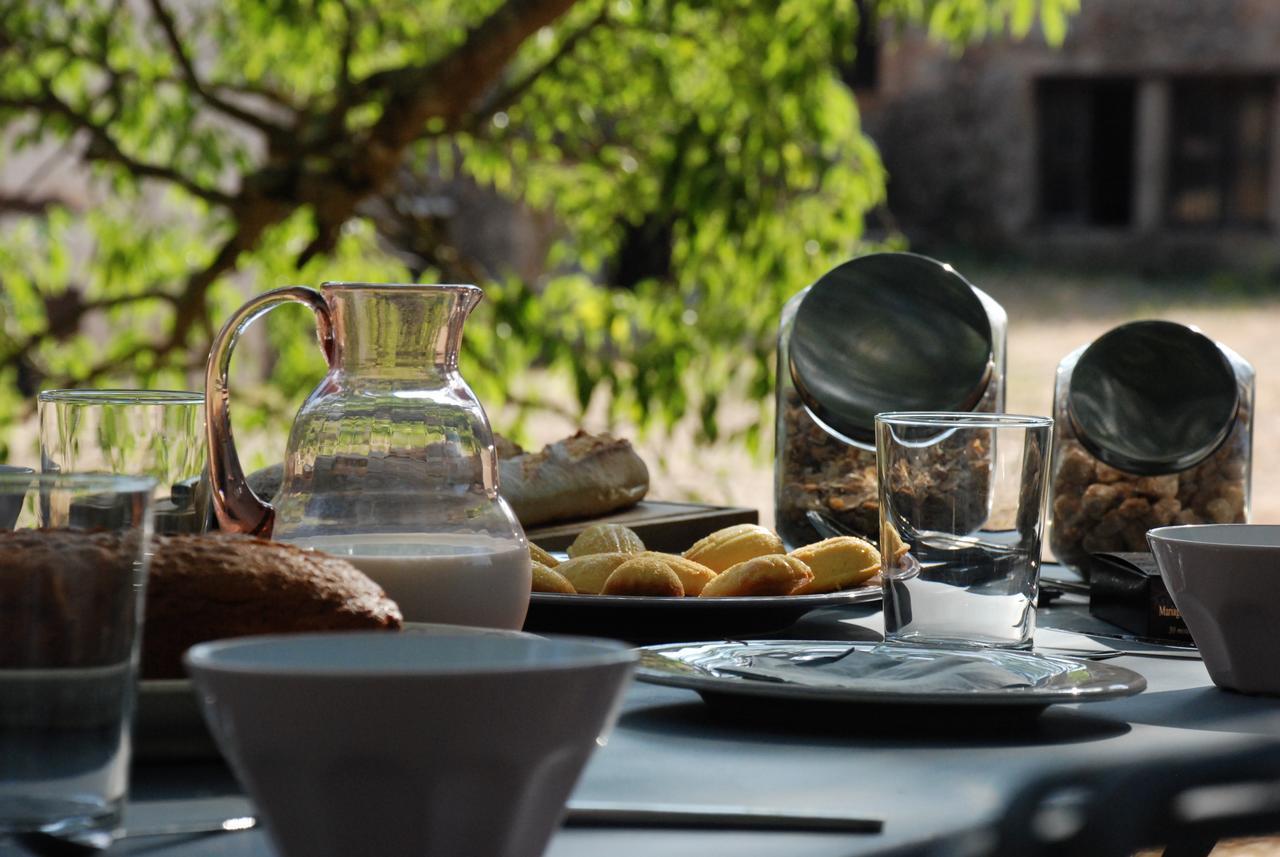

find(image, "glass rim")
[0,472,157,493]
[875,411,1053,429]
[38,388,204,405]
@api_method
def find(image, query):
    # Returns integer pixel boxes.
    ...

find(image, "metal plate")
[789,253,994,445]
[637,639,1147,709]
[1068,320,1238,475]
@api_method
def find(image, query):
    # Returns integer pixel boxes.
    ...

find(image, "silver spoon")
[12,817,256,855]
[12,800,885,855]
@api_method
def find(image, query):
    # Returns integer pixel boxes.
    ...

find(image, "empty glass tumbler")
[877,412,1053,649]
[38,389,208,533]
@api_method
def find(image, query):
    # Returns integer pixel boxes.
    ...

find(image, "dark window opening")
[1167,78,1273,228]
[1037,78,1137,227]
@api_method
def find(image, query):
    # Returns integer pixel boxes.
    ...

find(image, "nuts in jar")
[777,390,880,544]
[1047,321,1254,577]
[1049,397,1251,570]
[777,372,1002,547]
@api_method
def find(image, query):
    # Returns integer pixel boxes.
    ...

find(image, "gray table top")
[86,600,1280,856]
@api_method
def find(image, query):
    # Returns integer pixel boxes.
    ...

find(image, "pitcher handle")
[204,286,335,536]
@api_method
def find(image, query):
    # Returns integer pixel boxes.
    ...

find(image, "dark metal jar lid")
[1067,320,1239,476]
[789,253,995,445]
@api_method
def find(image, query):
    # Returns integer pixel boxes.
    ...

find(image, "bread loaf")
[499,431,649,526]
[143,534,402,679]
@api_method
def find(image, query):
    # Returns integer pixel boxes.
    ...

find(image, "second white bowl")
[1148,524,1280,696]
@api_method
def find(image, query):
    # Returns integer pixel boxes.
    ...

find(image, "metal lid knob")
[1067,320,1238,476]
[789,253,995,445]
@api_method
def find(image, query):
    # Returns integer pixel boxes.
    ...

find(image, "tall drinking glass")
[0,473,155,847]
[876,412,1053,649]
[38,390,208,533]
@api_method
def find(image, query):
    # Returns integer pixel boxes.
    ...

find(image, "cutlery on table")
[1036,646,1202,661]
[565,800,883,832]
[1038,575,1091,597]
[12,803,881,854]
[1034,627,1201,661]
[11,817,257,855]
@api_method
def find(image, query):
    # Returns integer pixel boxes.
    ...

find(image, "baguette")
[498,431,649,527]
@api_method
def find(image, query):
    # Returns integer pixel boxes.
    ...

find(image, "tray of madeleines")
[522,523,882,642]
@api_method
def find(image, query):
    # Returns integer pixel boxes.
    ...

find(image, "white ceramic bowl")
[1148,524,1280,696]
[185,633,636,857]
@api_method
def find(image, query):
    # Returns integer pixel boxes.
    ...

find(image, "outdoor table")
[95,591,1280,857]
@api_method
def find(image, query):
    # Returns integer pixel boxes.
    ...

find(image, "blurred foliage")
[0,0,1078,461]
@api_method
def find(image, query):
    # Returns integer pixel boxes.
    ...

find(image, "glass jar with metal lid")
[1048,320,1254,577]
[774,252,1007,549]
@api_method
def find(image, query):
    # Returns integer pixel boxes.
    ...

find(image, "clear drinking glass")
[876,412,1053,649]
[0,473,155,847]
[38,390,208,533]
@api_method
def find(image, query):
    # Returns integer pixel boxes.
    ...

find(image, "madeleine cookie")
[531,561,576,594]
[683,524,784,573]
[635,552,717,596]
[555,552,631,595]
[602,555,684,597]
[789,536,881,594]
[699,554,813,597]
[882,522,911,563]
[529,543,560,568]
[567,524,646,558]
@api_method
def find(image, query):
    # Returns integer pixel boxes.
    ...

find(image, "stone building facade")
[860,0,1280,271]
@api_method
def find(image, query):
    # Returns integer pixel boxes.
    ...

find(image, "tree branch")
[0,191,75,216]
[3,0,592,398]
[163,203,288,353]
[209,80,300,114]
[73,342,154,387]
[144,0,287,134]
[0,290,175,373]
[337,0,356,100]
[316,0,359,146]
[470,6,609,128]
[285,0,585,266]
[355,0,583,162]
[0,89,237,207]
[26,204,287,389]
[81,291,180,312]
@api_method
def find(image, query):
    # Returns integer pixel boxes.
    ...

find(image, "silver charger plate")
[135,622,537,759]
[636,640,1147,709]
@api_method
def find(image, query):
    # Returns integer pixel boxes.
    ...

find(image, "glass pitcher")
[204,282,531,629]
